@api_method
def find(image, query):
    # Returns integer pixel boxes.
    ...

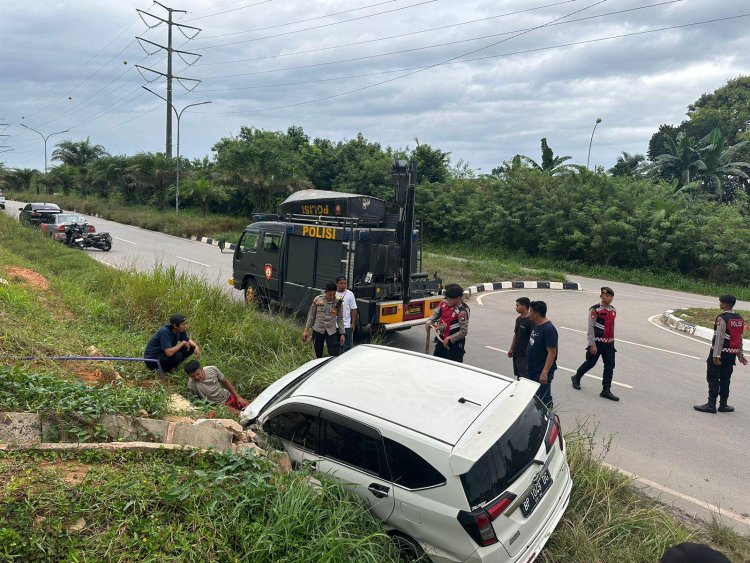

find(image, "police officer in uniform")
[571,286,620,401]
[426,284,470,363]
[302,282,345,358]
[694,295,747,413]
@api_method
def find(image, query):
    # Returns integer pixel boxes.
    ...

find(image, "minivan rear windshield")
[460,397,548,510]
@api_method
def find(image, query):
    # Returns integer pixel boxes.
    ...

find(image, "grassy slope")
[1,212,748,561]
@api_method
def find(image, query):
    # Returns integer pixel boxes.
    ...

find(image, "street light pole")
[142,87,211,215]
[20,124,69,174]
[587,117,602,171]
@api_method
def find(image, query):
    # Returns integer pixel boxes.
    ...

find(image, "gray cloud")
[2,0,749,175]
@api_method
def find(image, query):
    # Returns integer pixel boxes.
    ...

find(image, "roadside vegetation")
[2,214,749,561]
[671,307,750,332]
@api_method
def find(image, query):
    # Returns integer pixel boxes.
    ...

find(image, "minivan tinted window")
[264,411,319,451]
[323,420,382,476]
[384,438,445,489]
[460,397,548,509]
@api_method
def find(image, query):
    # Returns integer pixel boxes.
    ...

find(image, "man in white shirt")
[335,275,358,352]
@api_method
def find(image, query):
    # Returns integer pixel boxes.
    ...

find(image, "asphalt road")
[4,200,749,531]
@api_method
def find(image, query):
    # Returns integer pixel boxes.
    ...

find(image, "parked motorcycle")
[64,223,112,252]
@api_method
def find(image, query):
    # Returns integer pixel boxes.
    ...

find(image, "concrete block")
[170,423,232,451]
[98,415,168,442]
[0,412,41,445]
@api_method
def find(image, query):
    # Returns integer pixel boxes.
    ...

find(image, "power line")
[196,0,438,49]
[182,0,273,21]
[195,0,581,66]
[194,10,750,115]
[194,0,401,36]
[196,0,684,79]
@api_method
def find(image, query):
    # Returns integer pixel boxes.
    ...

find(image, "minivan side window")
[323,420,382,476]
[239,229,259,253]
[384,438,446,489]
[264,411,319,451]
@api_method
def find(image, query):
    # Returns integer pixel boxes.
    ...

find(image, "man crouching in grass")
[185,360,249,416]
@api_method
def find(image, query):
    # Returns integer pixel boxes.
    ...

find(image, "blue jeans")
[529,369,555,408]
[343,328,353,352]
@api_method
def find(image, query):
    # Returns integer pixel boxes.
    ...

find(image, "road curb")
[661,309,750,348]
[462,280,581,296]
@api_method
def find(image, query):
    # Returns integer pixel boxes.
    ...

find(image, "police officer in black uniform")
[571,286,619,401]
[694,294,747,413]
[426,284,470,363]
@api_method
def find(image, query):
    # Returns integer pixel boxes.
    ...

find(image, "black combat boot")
[718,400,735,413]
[693,402,717,413]
[571,375,581,390]
[600,387,619,401]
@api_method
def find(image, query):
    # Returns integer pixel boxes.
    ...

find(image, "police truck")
[226,160,443,332]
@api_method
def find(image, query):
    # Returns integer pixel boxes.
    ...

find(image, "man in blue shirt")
[526,301,558,409]
[144,313,200,373]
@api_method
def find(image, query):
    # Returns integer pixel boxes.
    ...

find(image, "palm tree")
[651,132,702,186]
[517,138,577,175]
[51,138,108,168]
[608,152,646,177]
[695,129,750,202]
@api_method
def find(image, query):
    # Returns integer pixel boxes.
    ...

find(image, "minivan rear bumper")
[462,459,572,563]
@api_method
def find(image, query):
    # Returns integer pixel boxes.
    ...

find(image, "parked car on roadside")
[40,213,95,241]
[0,190,6,210]
[241,345,572,563]
[18,202,62,227]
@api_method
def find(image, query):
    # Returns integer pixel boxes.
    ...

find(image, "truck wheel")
[244,279,259,305]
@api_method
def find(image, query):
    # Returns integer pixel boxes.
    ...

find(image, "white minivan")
[241,345,572,562]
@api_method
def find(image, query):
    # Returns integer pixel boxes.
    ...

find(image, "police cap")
[600,286,615,296]
[444,284,464,299]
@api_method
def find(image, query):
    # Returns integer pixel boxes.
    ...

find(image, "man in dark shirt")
[526,301,558,409]
[507,297,533,380]
[144,313,200,373]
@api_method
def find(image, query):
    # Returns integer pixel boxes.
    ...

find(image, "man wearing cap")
[694,294,747,414]
[144,313,200,373]
[571,287,620,401]
[426,283,470,363]
[335,275,358,352]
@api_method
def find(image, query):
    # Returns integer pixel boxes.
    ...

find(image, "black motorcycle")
[64,223,113,252]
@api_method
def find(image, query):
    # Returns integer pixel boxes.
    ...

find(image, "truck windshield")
[239,229,259,253]
[460,397,548,509]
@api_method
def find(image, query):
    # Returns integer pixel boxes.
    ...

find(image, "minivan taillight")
[544,413,563,453]
[457,492,517,546]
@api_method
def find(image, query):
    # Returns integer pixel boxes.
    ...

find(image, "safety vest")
[590,303,616,343]
[716,312,744,354]
[437,301,469,341]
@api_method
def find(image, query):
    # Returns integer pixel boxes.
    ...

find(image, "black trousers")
[146,345,195,373]
[312,330,341,359]
[433,339,465,363]
[512,355,529,379]
[706,353,736,404]
[575,342,616,387]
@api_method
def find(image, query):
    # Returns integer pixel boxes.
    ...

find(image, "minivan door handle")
[368,483,390,498]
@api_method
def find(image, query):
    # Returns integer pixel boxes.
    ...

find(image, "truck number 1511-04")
[301,225,338,240]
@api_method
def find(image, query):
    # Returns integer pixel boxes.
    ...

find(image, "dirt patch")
[6,266,50,291]
[67,361,121,385]
[38,460,90,484]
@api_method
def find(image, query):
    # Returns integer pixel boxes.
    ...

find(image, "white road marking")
[647,314,711,347]
[602,462,750,528]
[476,289,527,306]
[484,346,633,389]
[558,326,701,360]
[114,237,136,245]
[636,290,714,305]
[176,256,210,267]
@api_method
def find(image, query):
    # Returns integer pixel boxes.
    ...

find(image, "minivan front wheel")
[390,532,429,562]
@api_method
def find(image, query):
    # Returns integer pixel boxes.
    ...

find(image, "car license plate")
[520,469,552,517]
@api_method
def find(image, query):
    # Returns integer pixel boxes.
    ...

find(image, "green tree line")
[3,77,750,284]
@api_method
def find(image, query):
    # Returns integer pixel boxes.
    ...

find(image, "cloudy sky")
[1,0,749,175]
